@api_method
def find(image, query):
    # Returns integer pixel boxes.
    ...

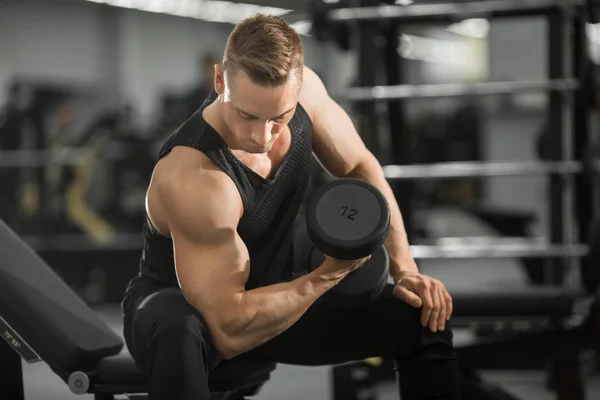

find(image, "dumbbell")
[306,178,391,303]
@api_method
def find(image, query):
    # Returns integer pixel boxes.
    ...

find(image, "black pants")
[123,281,460,400]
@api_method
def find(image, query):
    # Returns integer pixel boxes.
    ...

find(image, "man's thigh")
[245,284,427,366]
[124,287,221,370]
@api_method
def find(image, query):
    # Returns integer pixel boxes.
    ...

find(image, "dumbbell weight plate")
[306,178,391,260]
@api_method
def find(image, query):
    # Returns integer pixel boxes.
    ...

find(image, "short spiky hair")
[223,14,304,87]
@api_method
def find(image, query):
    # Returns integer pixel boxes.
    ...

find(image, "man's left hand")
[393,272,453,332]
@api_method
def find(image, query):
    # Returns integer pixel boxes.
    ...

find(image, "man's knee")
[380,288,456,362]
[400,319,457,364]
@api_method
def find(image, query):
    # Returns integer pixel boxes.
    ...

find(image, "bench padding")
[452,287,581,317]
[0,219,123,373]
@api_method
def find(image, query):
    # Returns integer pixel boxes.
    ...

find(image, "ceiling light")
[447,18,490,39]
[83,0,293,25]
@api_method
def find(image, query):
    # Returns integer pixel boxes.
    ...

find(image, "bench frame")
[1,336,26,400]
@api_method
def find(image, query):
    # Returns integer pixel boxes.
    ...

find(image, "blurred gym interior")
[2,0,600,399]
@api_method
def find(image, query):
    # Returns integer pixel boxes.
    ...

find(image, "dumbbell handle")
[309,246,370,275]
[309,245,390,296]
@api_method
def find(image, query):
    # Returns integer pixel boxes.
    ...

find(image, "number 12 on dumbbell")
[340,206,358,221]
[307,178,390,261]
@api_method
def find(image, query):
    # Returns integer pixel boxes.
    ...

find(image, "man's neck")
[202,98,239,150]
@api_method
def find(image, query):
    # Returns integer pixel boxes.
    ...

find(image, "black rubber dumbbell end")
[306,178,391,260]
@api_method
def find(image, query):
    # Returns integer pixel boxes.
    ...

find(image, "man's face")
[218,69,301,154]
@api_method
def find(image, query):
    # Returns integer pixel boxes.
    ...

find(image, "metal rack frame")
[316,0,595,283]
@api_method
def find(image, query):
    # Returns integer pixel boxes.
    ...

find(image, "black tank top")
[122,91,314,314]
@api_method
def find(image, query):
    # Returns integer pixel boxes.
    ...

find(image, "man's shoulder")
[299,66,329,124]
[154,147,240,210]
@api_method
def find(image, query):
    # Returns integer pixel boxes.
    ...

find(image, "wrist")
[390,260,419,282]
[307,266,346,291]
[385,239,417,276]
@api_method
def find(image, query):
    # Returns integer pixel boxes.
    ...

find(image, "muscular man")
[122,14,459,400]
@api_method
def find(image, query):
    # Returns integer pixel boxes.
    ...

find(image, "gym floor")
[21,208,600,400]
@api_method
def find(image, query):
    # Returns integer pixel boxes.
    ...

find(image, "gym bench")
[452,288,591,400]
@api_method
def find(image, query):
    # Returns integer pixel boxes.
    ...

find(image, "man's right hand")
[317,255,372,281]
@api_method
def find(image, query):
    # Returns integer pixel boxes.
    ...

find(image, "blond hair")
[223,14,304,87]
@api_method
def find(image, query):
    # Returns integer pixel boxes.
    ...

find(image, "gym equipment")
[582,219,600,294]
[305,178,391,302]
[410,237,590,259]
[383,160,587,180]
[312,0,592,54]
[324,0,586,23]
[306,178,391,260]
[0,217,275,400]
[463,206,550,286]
[347,79,578,101]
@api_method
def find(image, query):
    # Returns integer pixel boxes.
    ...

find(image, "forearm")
[211,270,341,359]
[346,153,419,280]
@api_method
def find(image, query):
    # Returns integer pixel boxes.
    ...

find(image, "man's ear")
[214,64,225,95]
